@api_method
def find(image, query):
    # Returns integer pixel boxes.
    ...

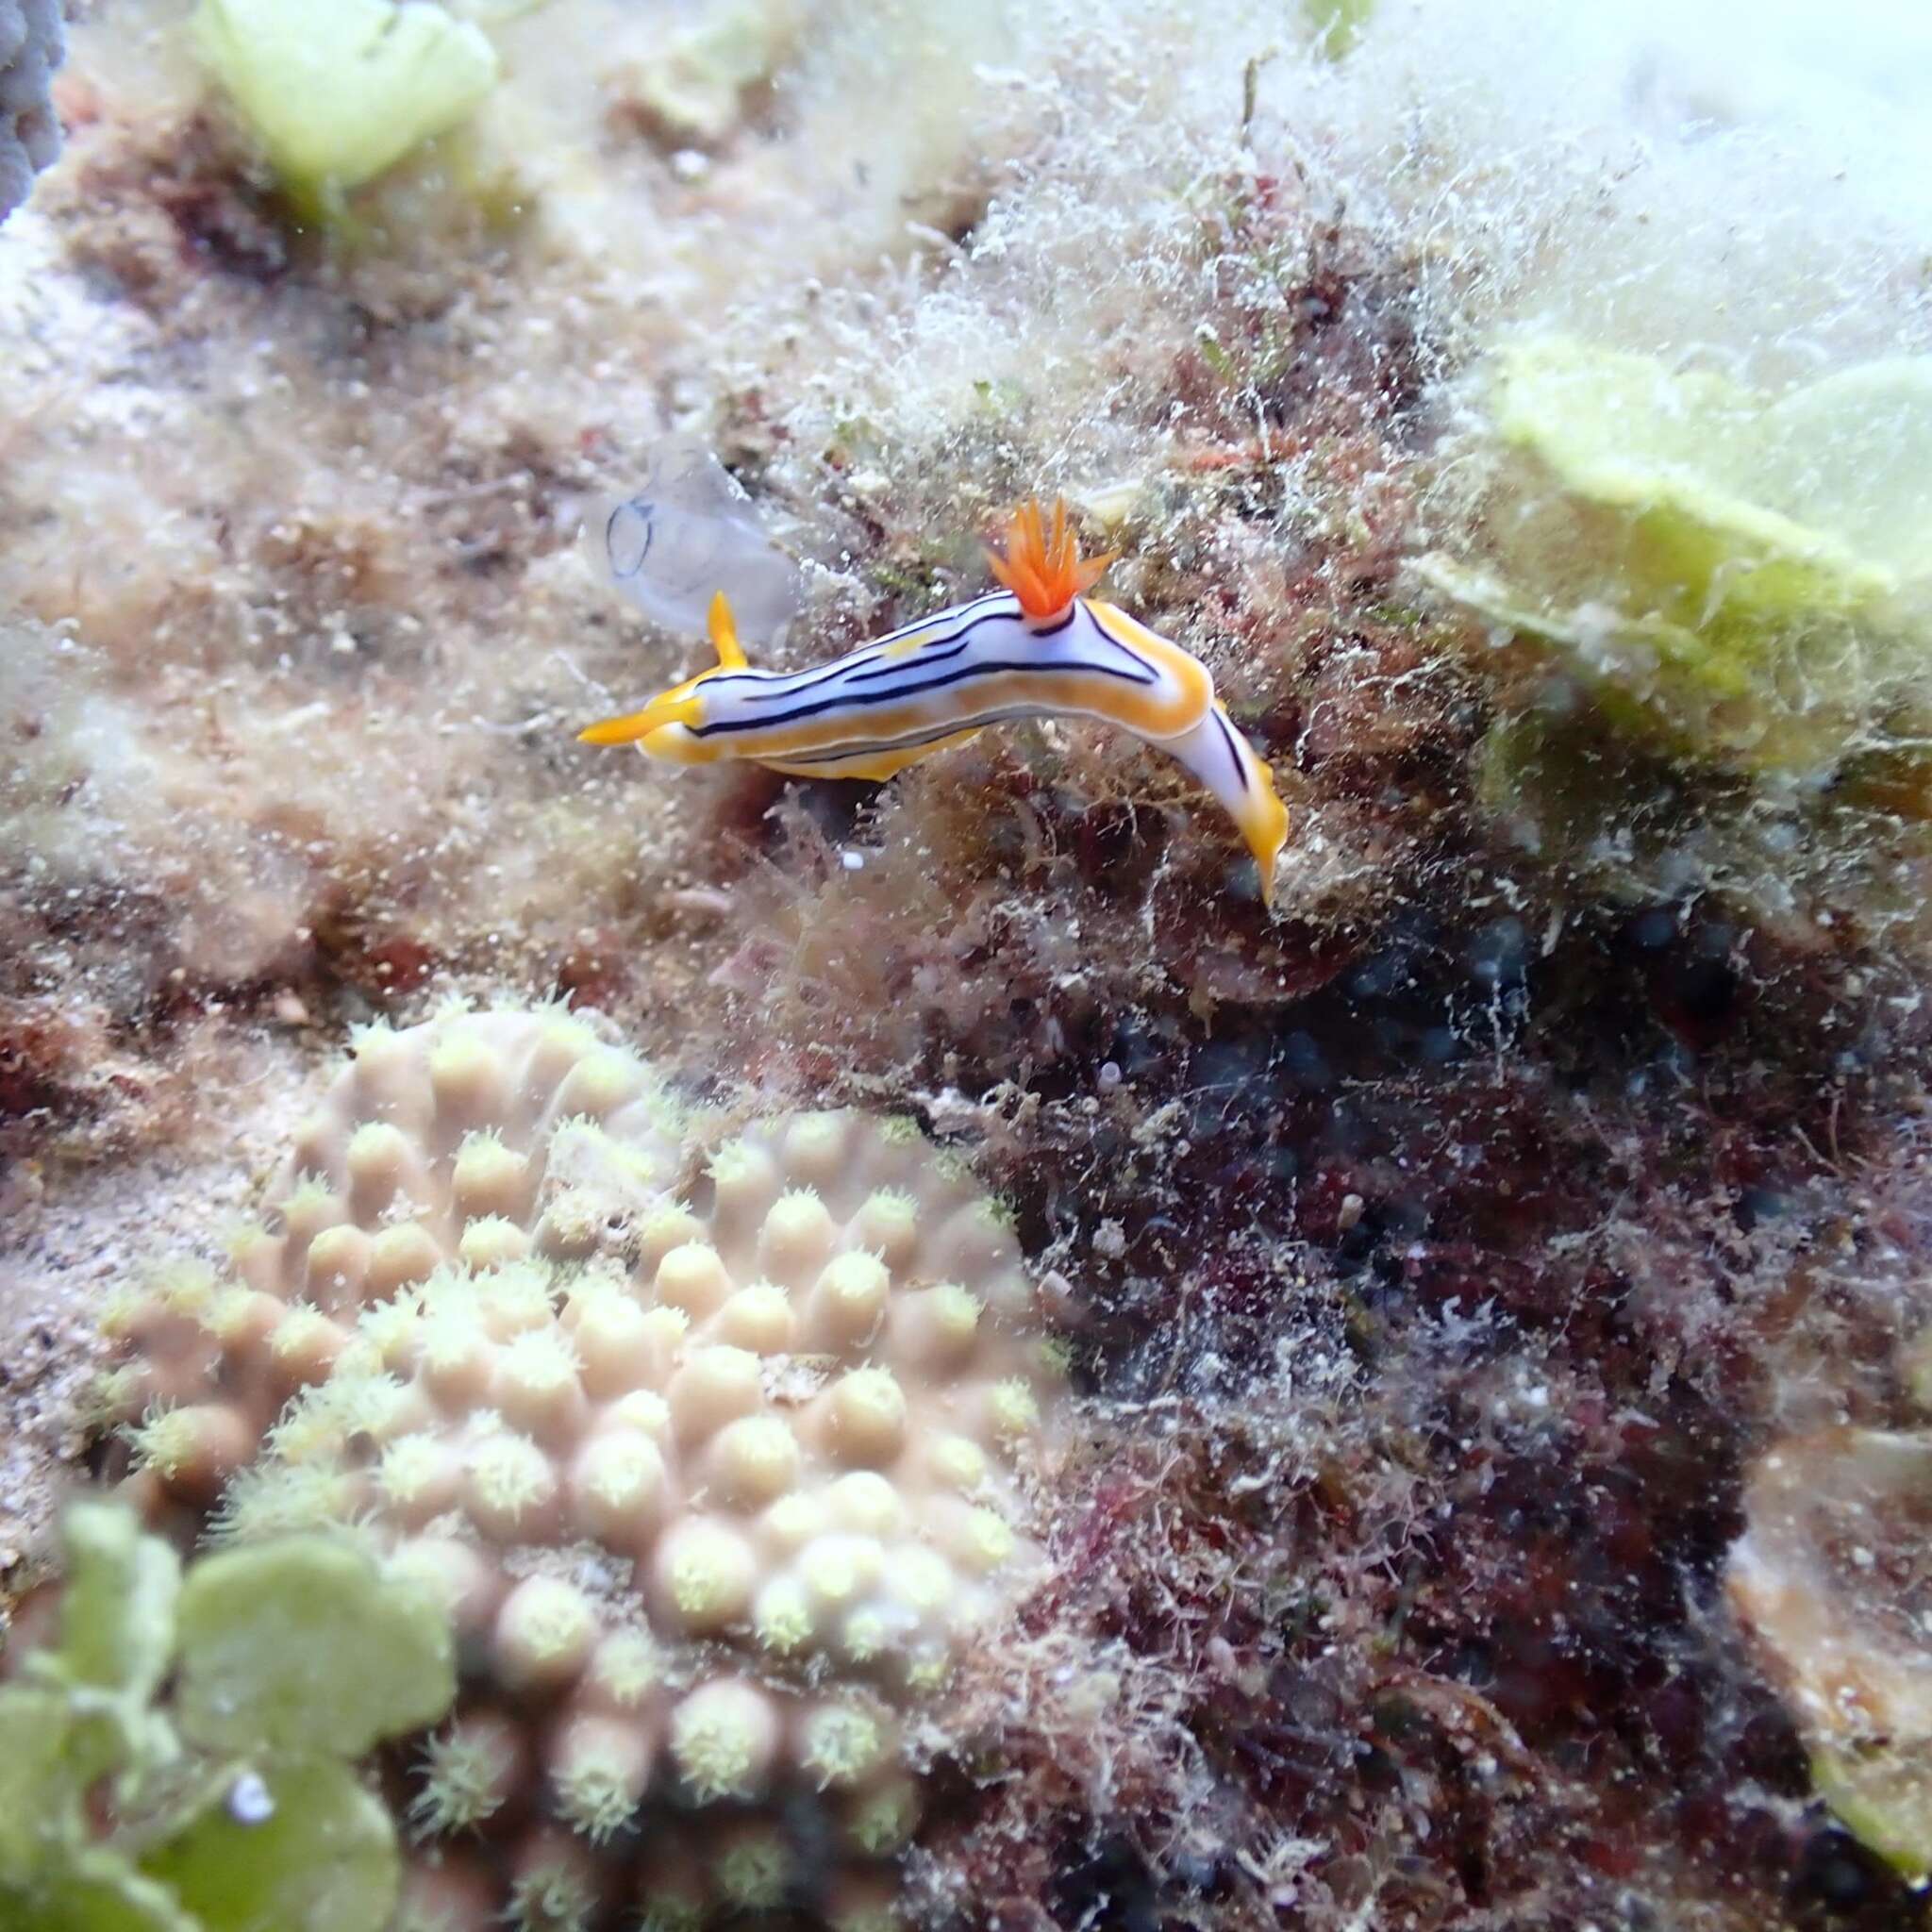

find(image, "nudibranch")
[579,498,1291,904]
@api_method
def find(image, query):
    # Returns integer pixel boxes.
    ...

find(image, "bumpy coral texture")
[99,1005,1064,1927]
[0,0,61,223]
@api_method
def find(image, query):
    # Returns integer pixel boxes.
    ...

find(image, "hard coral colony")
[87,1006,1065,1928]
[579,498,1292,905]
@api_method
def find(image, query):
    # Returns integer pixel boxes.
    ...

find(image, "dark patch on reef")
[827,822,1932,1931]
[45,97,291,307]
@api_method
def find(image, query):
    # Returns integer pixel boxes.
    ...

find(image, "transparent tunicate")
[589,439,804,650]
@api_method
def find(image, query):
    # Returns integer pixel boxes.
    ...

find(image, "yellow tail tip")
[1246,772,1291,911]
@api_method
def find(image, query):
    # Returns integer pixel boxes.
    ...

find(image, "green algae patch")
[1418,336,1932,774]
[192,0,499,218]
[139,1757,400,1932]
[1810,1743,1932,1880]
[0,1507,455,1932]
[24,1502,184,1778]
[39,1501,181,1706]
[0,1689,127,1871]
[621,0,802,146]
[174,1538,455,1758]
[13,1849,202,1932]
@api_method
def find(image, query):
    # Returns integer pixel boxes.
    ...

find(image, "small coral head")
[986,497,1113,622]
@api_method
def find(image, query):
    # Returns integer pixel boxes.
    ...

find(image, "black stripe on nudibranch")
[691,646,1155,739]
[1212,708,1249,792]
[705,594,1019,707]
[763,715,1014,769]
[706,645,890,704]
[844,603,1079,685]
[1068,606,1174,680]
[842,631,991,686]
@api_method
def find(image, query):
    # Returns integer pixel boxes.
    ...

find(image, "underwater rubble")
[5,2,1932,1928]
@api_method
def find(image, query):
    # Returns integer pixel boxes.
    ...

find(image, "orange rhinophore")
[984,496,1115,619]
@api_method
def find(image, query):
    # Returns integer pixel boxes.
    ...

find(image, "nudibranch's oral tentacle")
[577,591,749,748]
[578,497,1289,904]
[576,682,706,749]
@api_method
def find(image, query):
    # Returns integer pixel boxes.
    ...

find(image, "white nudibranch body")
[580,498,1290,905]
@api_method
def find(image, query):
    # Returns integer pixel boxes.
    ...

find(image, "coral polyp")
[93,1002,1067,1924]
